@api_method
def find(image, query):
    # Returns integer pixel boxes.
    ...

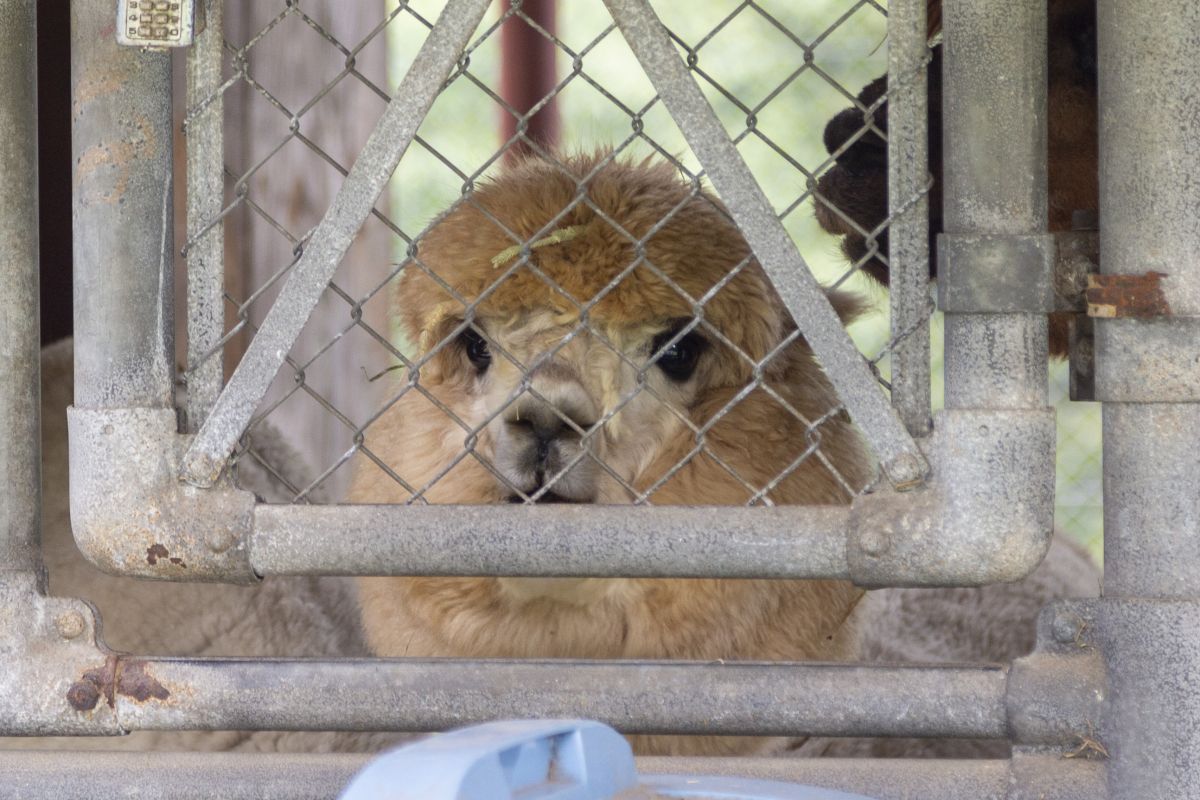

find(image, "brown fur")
[814,0,1098,357]
[349,153,875,756]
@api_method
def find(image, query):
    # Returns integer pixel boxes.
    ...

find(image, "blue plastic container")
[338,719,878,800]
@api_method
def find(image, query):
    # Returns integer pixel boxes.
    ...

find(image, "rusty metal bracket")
[1086,272,1172,319]
[0,573,121,736]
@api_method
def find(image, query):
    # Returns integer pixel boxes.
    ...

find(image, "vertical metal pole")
[71,0,175,410]
[1096,3,1200,597]
[940,0,1048,410]
[185,0,224,430]
[0,0,41,577]
[500,0,560,161]
[886,0,931,436]
[1095,2,1200,797]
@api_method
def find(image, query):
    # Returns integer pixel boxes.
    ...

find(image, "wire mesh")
[181,1,1100,526]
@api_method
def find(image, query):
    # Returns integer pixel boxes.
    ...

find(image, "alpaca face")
[434,309,714,504]
[353,155,871,509]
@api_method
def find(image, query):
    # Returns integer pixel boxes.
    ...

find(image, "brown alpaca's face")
[350,156,870,510]
[432,309,716,505]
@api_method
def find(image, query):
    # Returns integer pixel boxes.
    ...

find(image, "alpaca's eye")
[459,328,492,373]
[651,326,706,382]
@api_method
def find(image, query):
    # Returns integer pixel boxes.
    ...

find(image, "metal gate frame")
[1,0,1197,796]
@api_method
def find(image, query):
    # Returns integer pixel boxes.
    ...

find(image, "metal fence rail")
[0,752,1108,800]
[0,0,1197,796]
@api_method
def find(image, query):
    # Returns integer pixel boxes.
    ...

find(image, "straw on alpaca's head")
[371,153,871,507]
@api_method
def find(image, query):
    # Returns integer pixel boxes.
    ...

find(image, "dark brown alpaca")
[814,0,1098,356]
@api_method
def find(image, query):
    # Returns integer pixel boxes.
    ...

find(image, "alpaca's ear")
[825,287,870,327]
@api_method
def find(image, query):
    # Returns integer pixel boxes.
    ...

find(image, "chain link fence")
[178,0,1098,559]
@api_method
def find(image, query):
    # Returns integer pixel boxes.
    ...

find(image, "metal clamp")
[938,233,1057,314]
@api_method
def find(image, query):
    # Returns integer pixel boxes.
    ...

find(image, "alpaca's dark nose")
[495,362,601,502]
[506,392,595,466]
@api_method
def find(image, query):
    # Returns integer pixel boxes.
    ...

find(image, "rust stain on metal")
[117,660,171,703]
[73,115,154,205]
[146,543,170,565]
[66,680,101,712]
[1086,271,1171,318]
[71,69,127,121]
[67,655,170,712]
[69,654,118,710]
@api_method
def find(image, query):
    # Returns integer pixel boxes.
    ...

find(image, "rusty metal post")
[0,0,42,577]
[71,0,175,410]
[500,0,560,160]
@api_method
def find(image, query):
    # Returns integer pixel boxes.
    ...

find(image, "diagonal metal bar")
[604,0,929,489]
[183,0,226,432]
[178,0,492,487]
[887,0,933,437]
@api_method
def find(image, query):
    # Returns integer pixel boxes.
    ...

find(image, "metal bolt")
[884,452,926,491]
[66,680,100,712]
[1051,611,1083,645]
[859,529,891,557]
[205,527,238,554]
[54,610,86,640]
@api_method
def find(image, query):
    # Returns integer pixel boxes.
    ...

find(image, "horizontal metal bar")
[0,752,1106,800]
[641,755,1107,800]
[249,504,851,578]
[110,659,1008,740]
[179,0,492,487]
[605,0,928,489]
[0,751,363,800]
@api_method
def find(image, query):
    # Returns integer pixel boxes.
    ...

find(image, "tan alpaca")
[349,154,877,756]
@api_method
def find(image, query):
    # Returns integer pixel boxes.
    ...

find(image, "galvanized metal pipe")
[111,659,1009,740]
[184,0,225,431]
[0,751,364,800]
[940,0,1048,410]
[70,0,175,409]
[0,0,41,577]
[1095,0,1200,600]
[886,0,932,437]
[250,504,852,578]
[642,754,1107,800]
[0,751,1107,800]
[1095,2,1200,798]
